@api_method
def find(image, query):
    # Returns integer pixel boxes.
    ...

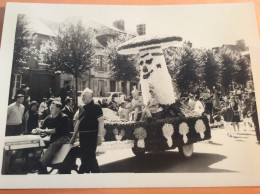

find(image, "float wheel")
[178,143,194,158]
[131,147,145,157]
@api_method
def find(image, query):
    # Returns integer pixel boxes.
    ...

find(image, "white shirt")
[194,100,204,115]
[188,99,196,109]
[7,102,25,125]
[39,101,47,113]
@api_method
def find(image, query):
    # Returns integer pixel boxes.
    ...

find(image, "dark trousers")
[252,114,260,142]
[40,136,70,167]
[6,124,23,136]
[79,132,100,173]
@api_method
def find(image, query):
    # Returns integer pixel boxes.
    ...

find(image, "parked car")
[103,92,126,104]
[77,91,126,106]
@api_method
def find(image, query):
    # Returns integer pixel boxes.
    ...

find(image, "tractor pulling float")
[2,34,211,174]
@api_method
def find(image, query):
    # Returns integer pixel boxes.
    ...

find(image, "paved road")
[93,125,260,174]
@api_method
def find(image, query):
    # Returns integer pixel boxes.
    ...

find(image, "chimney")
[113,20,125,31]
[136,24,146,35]
[236,39,246,51]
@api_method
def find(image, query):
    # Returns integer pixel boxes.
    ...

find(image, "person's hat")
[21,84,29,90]
[15,94,24,99]
[65,97,72,104]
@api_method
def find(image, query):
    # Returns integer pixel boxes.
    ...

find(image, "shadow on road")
[207,140,222,146]
[100,151,235,173]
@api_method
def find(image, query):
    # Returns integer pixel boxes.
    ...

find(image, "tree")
[104,34,138,85]
[9,14,38,103]
[197,49,221,91]
[12,14,38,73]
[41,19,95,106]
[218,48,236,93]
[233,55,251,86]
[166,43,199,96]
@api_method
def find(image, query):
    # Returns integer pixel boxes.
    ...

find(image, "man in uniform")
[70,88,104,173]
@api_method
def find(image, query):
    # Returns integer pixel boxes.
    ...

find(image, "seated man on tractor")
[33,101,70,174]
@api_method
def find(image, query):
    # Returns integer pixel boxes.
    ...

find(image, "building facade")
[11,17,144,103]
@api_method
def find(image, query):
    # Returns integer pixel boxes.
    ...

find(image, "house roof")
[27,17,136,49]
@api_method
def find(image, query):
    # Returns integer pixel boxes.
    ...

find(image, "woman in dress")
[24,101,39,134]
[230,96,241,134]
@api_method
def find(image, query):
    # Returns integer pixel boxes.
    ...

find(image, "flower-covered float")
[102,34,211,158]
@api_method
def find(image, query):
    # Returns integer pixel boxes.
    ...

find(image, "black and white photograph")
[0,2,260,188]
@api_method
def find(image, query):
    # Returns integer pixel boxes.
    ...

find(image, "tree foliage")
[165,44,253,96]
[166,44,199,96]
[197,49,221,91]
[12,14,38,73]
[40,19,95,105]
[104,34,138,82]
[233,55,251,86]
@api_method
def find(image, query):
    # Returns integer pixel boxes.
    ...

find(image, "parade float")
[102,34,211,157]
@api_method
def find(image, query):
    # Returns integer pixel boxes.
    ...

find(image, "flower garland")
[195,119,206,139]
[162,123,174,147]
[133,127,147,148]
[179,122,189,143]
[117,35,182,53]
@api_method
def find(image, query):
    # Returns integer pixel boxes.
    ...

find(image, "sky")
[18,3,259,48]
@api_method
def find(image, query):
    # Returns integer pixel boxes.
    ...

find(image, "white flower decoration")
[113,128,125,141]
[179,122,189,143]
[195,119,206,139]
[162,123,174,147]
[134,127,147,148]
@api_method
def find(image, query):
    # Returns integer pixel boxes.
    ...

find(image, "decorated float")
[102,34,211,158]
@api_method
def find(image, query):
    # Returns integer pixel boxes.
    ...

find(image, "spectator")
[6,94,25,136]
[17,84,30,110]
[39,98,48,114]
[108,97,118,112]
[46,88,53,99]
[61,97,74,132]
[242,93,252,131]
[34,101,70,174]
[230,96,241,134]
[222,101,233,137]
[204,96,214,124]
[194,95,204,115]
[39,98,55,120]
[248,92,259,142]
[100,99,109,108]
[59,84,69,106]
[24,101,39,134]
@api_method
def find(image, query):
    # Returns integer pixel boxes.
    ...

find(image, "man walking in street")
[70,88,104,173]
[6,94,25,136]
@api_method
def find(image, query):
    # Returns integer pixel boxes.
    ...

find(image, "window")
[64,80,71,86]
[11,74,22,99]
[96,55,107,72]
[79,81,86,91]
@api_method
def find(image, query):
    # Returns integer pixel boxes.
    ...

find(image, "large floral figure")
[117,35,182,105]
